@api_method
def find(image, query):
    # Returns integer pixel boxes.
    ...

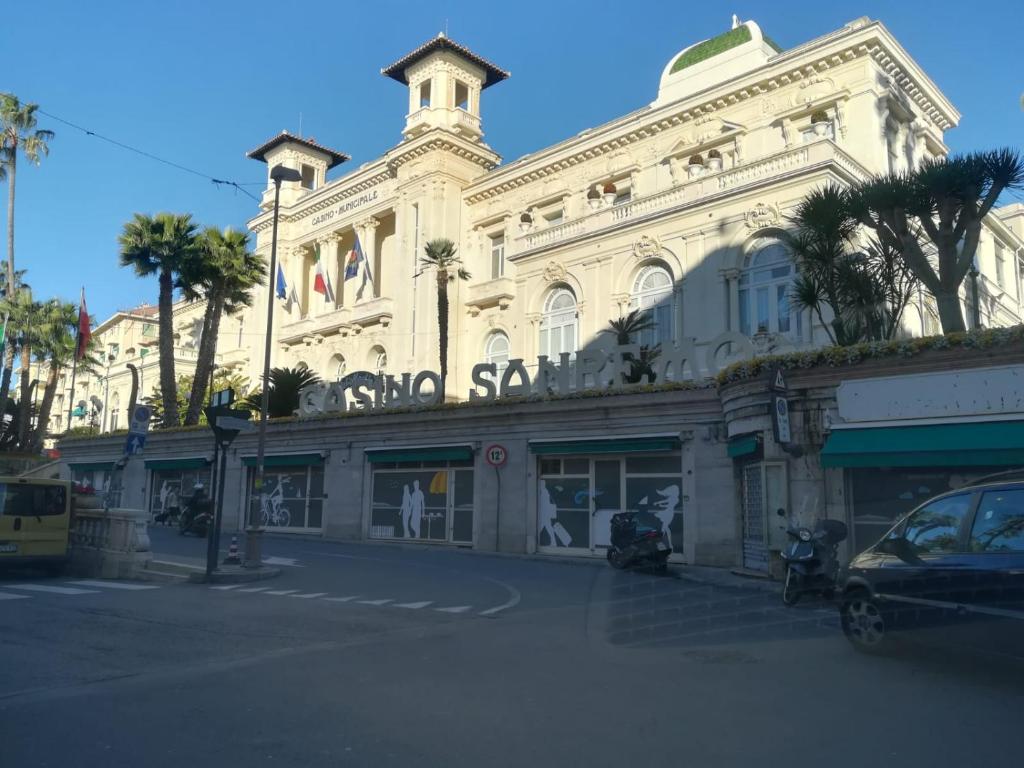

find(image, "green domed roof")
[670,25,781,74]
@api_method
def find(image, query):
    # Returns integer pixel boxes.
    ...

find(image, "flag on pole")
[344,236,364,281]
[276,263,288,301]
[312,243,335,303]
[76,289,91,360]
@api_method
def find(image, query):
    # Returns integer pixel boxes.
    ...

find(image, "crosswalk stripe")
[264,589,299,596]
[290,592,328,599]
[8,584,99,595]
[210,585,242,591]
[236,586,271,593]
[66,580,159,591]
[393,601,432,610]
[357,598,392,606]
[323,596,360,603]
[0,592,31,601]
[435,605,472,614]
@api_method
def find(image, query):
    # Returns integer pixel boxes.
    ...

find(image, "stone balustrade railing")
[70,498,152,578]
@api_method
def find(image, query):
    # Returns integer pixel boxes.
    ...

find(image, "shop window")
[970,490,1024,552]
[245,465,325,530]
[454,80,469,110]
[739,240,802,338]
[484,331,510,380]
[300,164,316,191]
[629,264,674,347]
[489,232,505,279]
[370,463,473,544]
[149,467,212,520]
[419,80,431,108]
[539,287,578,362]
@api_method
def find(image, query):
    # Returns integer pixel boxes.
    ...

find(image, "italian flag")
[313,243,335,303]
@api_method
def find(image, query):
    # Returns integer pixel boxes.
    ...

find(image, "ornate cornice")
[386,129,500,173]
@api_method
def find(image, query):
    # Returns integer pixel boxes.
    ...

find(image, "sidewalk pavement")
[142,553,281,584]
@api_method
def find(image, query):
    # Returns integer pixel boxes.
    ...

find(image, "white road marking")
[8,584,99,595]
[210,585,242,590]
[479,581,522,617]
[393,601,433,610]
[66,580,159,591]
[0,592,30,601]
[323,596,360,603]
[290,592,328,599]
[356,598,392,606]
[236,586,271,593]
[435,605,472,614]
[264,589,299,596]
[262,556,302,567]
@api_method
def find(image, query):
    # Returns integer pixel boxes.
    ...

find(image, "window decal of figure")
[539,483,572,547]
[261,475,292,527]
[400,484,412,538]
[653,484,680,548]
[409,480,425,539]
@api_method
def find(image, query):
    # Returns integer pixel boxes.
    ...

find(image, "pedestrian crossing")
[0,580,160,602]
[208,583,485,616]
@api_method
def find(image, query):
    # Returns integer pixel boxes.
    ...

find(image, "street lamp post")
[245,163,302,568]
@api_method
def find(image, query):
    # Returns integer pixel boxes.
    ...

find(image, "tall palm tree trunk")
[0,348,13,407]
[31,360,60,451]
[157,269,179,426]
[5,147,15,290]
[934,286,967,333]
[436,270,448,399]
[184,293,223,425]
[17,342,31,447]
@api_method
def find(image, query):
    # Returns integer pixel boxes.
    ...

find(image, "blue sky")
[3,0,1022,323]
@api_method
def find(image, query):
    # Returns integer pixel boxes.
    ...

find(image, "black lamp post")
[245,163,302,568]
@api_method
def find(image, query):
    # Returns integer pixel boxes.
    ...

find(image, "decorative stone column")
[720,267,741,333]
[356,216,381,302]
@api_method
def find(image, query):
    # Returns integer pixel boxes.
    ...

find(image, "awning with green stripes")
[144,457,210,471]
[821,421,1024,468]
[530,437,681,456]
[727,434,760,458]
[241,453,325,468]
[68,461,115,472]
[366,446,474,463]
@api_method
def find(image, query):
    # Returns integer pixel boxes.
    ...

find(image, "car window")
[902,493,972,554]
[969,489,1024,553]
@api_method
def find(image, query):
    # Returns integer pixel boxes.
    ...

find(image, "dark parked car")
[839,478,1024,657]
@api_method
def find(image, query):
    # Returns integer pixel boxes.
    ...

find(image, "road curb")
[187,566,282,584]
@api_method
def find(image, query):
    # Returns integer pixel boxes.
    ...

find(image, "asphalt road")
[2,529,1022,768]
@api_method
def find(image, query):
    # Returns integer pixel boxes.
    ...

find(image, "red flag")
[76,289,91,360]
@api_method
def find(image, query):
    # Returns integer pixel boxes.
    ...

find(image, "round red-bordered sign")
[484,444,508,467]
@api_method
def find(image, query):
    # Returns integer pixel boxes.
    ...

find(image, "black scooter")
[607,508,671,572]
[178,489,212,537]
[780,519,847,605]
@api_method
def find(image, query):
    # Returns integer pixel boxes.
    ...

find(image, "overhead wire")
[37,109,262,201]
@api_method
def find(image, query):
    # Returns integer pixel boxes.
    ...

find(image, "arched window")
[330,354,346,381]
[739,240,802,337]
[369,346,387,375]
[484,331,510,378]
[629,264,674,347]
[539,287,578,360]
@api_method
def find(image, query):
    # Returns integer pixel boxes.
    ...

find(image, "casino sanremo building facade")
[58,17,1024,573]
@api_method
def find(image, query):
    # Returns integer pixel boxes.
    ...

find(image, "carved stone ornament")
[633,234,663,260]
[542,261,567,283]
[744,202,781,230]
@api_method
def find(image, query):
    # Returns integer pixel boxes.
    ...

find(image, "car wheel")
[782,568,801,606]
[841,590,889,654]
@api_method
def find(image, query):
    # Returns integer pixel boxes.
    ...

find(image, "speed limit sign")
[485,444,508,467]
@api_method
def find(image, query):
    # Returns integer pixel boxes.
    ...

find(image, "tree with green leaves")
[180,227,265,426]
[788,184,918,345]
[420,238,470,398]
[145,369,251,427]
[5,285,44,447]
[847,149,1024,333]
[601,309,661,384]
[242,366,320,419]
[118,212,200,427]
[0,268,26,410]
[29,299,78,450]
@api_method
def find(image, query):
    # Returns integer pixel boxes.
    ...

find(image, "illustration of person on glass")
[400,484,413,538]
[409,480,425,538]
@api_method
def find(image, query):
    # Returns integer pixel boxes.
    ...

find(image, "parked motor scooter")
[178,486,212,537]
[780,519,847,605]
[607,507,671,573]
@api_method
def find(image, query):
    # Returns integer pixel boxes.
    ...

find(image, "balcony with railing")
[465,277,516,315]
[511,139,869,258]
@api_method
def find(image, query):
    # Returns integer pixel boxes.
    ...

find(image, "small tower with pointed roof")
[381,32,509,141]
[246,131,350,209]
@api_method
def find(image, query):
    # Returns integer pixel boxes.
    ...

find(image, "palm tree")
[0,268,27,410]
[145,370,251,426]
[242,366,321,418]
[181,227,265,426]
[420,238,470,398]
[118,212,200,427]
[0,94,54,291]
[5,285,44,447]
[847,149,1024,333]
[29,299,77,450]
[601,309,661,384]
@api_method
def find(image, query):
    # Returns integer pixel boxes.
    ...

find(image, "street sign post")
[124,404,152,457]
[769,367,787,392]
[772,395,792,444]
[203,404,253,577]
[485,444,508,468]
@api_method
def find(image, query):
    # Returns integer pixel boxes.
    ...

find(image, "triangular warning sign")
[772,368,786,391]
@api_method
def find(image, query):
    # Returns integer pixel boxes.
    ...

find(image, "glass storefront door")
[538,455,683,555]
[149,466,212,520]
[369,459,474,544]
[244,464,325,532]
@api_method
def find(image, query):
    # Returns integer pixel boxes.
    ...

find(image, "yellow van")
[0,477,72,572]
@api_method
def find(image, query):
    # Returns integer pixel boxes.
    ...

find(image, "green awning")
[242,453,324,468]
[366,446,473,463]
[728,435,760,458]
[530,437,681,456]
[69,461,115,472]
[145,458,210,471]
[821,421,1024,468]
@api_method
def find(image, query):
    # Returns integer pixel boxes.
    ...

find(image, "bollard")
[223,535,241,565]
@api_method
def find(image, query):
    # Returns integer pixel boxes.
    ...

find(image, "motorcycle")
[607,509,671,572]
[780,518,847,605]
[178,488,212,537]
